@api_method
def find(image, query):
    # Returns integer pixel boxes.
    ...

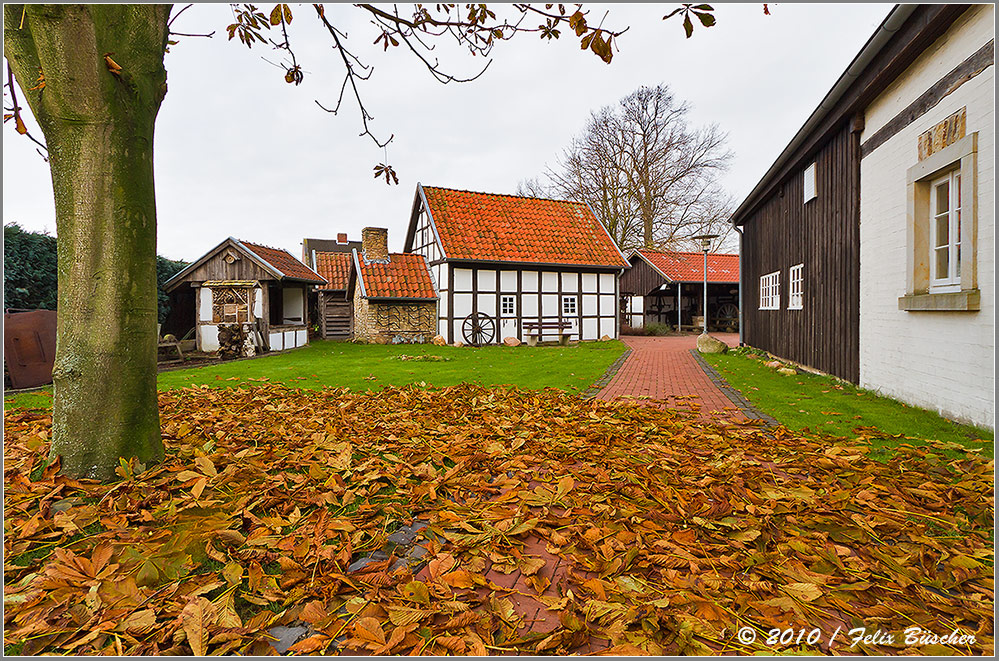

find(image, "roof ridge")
[238,239,293,254]
[640,248,739,258]
[421,184,587,207]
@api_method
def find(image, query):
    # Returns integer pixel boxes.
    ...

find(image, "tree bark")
[4,4,171,479]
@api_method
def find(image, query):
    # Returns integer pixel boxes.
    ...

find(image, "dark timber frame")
[732,4,972,383]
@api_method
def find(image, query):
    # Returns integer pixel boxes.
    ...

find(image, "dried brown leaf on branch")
[4,384,994,655]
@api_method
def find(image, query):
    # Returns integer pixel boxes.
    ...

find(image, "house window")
[500,294,516,316]
[900,129,979,311]
[561,295,578,316]
[759,271,780,310]
[803,162,817,203]
[788,264,804,310]
[929,170,961,291]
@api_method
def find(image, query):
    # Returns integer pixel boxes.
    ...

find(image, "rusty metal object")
[4,309,57,389]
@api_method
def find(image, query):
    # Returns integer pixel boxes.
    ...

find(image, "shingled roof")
[240,241,326,284]
[416,185,628,268]
[314,252,352,290]
[635,249,740,283]
[352,251,437,300]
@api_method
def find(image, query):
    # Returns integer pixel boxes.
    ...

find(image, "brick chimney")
[337,232,348,244]
[361,227,389,263]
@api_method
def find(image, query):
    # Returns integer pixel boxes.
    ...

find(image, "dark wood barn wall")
[619,258,666,295]
[741,123,860,383]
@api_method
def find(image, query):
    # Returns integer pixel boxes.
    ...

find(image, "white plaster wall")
[582,273,598,293]
[541,272,558,291]
[454,293,472,317]
[269,332,283,350]
[454,268,472,291]
[599,273,616,293]
[295,329,307,347]
[864,6,994,137]
[599,318,616,339]
[500,270,517,290]
[201,325,219,352]
[283,287,304,323]
[522,271,539,292]
[477,294,497,318]
[561,272,578,293]
[522,294,539,317]
[198,287,212,322]
[582,294,598,316]
[477,269,497,291]
[253,287,263,319]
[859,10,994,429]
[583,318,598,340]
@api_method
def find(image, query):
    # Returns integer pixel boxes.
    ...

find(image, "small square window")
[803,162,817,203]
[759,271,780,310]
[500,295,516,316]
[561,295,578,316]
[788,264,803,310]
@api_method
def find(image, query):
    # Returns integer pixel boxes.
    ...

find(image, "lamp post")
[691,234,719,334]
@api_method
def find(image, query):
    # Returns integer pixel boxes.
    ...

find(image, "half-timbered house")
[620,250,740,332]
[163,237,326,354]
[403,185,629,345]
[732,4,993,427]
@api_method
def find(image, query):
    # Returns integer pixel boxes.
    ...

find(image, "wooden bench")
[522,320,575,347]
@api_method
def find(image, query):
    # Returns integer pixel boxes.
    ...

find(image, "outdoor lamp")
[691,234,719,334]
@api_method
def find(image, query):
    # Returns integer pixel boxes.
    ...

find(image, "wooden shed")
[302,234,362,340]
[619,250,740,332]
[162,237,326,354]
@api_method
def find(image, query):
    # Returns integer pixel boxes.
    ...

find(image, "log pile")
[217,324,249,359]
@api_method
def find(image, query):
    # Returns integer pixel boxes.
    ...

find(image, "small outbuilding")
[348,227,439,344]
[619,250,740,332]
[162,237,326,354]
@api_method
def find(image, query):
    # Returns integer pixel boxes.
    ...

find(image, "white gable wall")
[859,5,994,428]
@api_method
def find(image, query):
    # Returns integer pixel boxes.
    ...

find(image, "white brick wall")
[859,8,994,429]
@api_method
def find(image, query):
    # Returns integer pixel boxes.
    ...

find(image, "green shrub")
[644,322,672,336]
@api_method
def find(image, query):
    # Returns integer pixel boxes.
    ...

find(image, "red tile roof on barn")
[355,252,437,300]
[239,240,326,284]
[637,250,740,283]
[314,252,351,290]
[421,186,628,267]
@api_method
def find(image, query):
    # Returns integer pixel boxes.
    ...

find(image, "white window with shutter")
[803,162,817,203]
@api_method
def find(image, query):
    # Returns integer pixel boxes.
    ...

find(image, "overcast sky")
[3,3,893,262]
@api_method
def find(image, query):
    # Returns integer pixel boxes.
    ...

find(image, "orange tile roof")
[421,186,628,267]
[240,240,326,284]
[314,252,351,290]
[356,252,437,300]
[637,250,740,283]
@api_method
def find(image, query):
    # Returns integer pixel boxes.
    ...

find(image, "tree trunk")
[4,4,171,479]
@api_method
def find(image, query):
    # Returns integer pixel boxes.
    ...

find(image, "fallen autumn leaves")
[3,384,994,655]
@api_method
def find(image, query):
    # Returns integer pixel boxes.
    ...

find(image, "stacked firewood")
[217,324,249,359]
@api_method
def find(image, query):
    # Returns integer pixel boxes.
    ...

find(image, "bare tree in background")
[520,84,735,252]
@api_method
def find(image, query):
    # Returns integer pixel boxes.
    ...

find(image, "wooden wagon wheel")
[715,303,739,329]
[461,312,495,346]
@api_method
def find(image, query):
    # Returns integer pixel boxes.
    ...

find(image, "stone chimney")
[361,227,389,263]
[337,232,348,244]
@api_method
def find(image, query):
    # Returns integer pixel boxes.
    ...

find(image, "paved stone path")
[596,333,745,421]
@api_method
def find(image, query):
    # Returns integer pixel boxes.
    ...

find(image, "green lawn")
[4,340,628,410]
[704,348,993,459]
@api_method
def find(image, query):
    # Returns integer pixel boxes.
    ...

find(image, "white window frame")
[561,295,578,316]
[500,294,516,317]
[928,169,962,293]
[788,264,804,310]
[759,271,780,310]
[803,162,817,203]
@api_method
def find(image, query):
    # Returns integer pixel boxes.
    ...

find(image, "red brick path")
[596,334,743,420]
